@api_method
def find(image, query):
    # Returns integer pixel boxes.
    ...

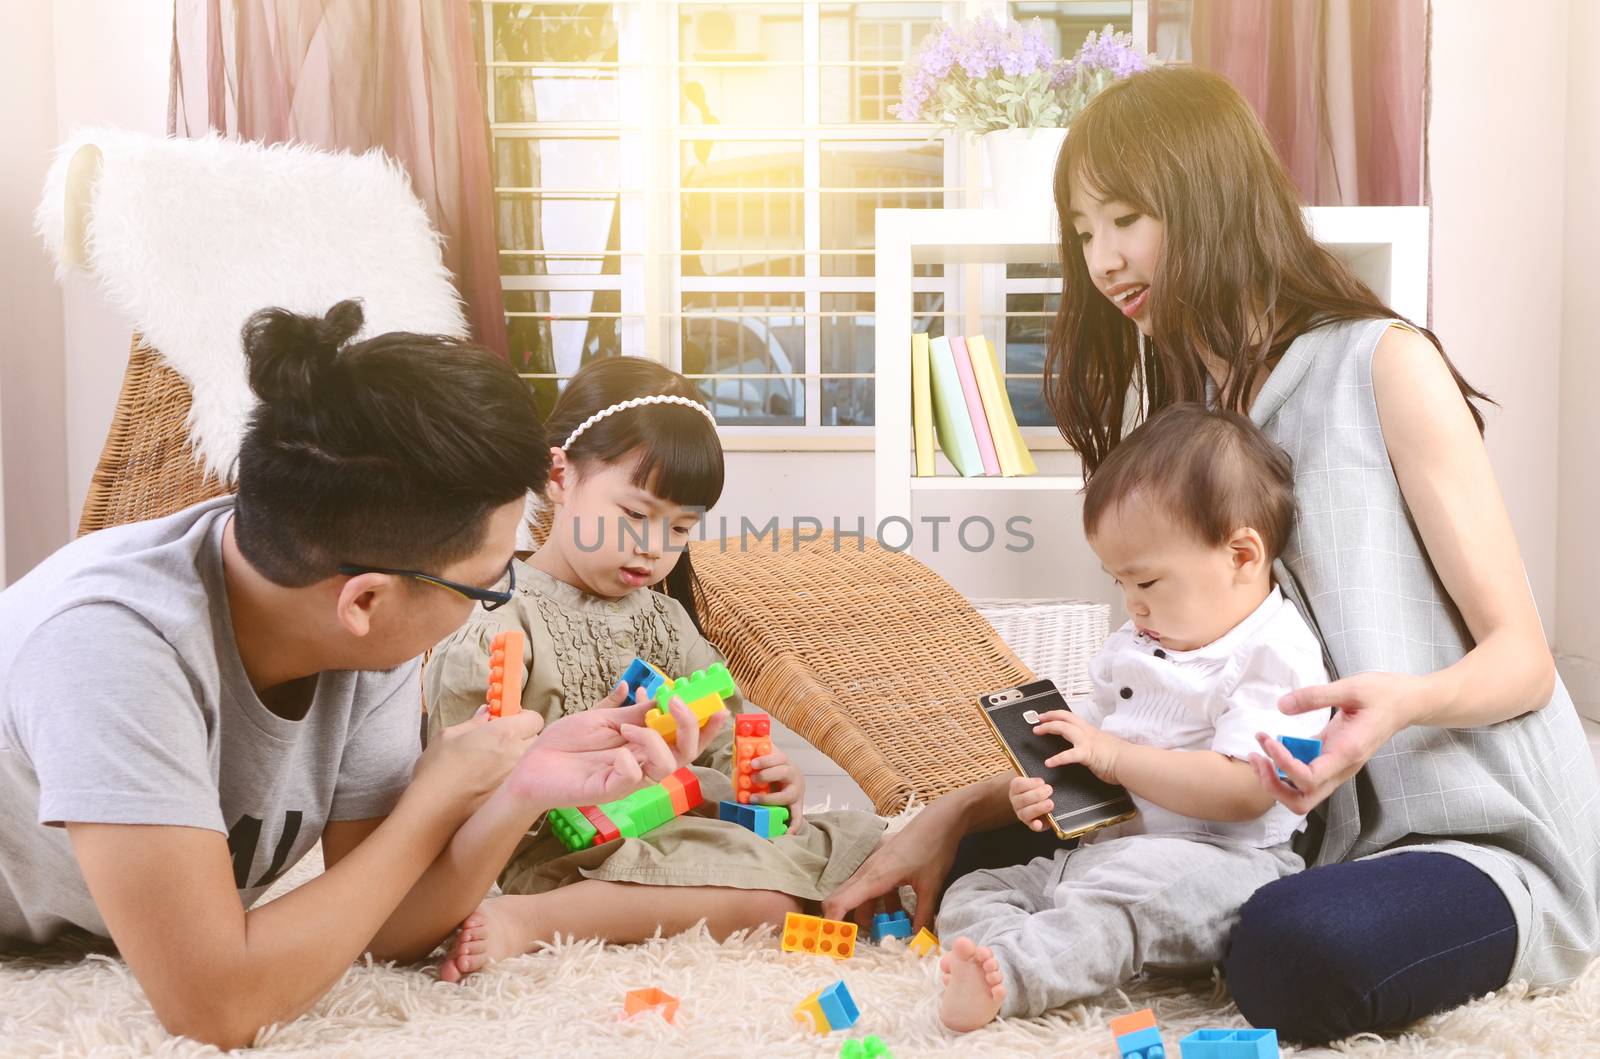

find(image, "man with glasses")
[0,302,712,1048]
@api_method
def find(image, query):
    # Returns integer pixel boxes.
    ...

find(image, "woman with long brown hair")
[825,67,1599,1042]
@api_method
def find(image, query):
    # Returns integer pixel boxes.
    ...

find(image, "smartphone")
[978,679,1138,841]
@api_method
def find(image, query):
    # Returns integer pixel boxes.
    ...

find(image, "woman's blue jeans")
[944,827,1516,1043]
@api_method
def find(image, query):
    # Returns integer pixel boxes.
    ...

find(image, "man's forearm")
[958,772,1018,832]
[366,784,546,962]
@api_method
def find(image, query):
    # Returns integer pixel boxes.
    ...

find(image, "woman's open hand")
[1250,671,1424,813]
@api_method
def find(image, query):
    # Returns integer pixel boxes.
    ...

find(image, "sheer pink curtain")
[170,0,507,354]
[1166,0,1426,206]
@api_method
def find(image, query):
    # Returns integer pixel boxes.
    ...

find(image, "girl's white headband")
[560,394,718,451]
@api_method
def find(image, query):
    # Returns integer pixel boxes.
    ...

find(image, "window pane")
[492,3,619,64]
[1009,2,1135,54]
[680,4,804,126]
[1003,293,1059,427]
[494,69,619,124]
[820,4,943,122]
[495,138,624,270]
[681,292,804,427]
[681,140,804,277]
[505,290,626,379]
[820,139,945,277]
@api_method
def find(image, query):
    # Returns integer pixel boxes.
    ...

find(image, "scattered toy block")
[907,928,939,957]
[486,630,525,718]
[782,912,857,960]
[870,911,913,944]
[839,1036,893,1059]
[1109,1007,1165,1059]
[1275,735,1323,781]
[623,986,679,1023]
[1176,1027,1280,1058]
[734,712,773,804]
[793,980,859,1034]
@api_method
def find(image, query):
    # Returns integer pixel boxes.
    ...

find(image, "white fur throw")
[35,128,468,482]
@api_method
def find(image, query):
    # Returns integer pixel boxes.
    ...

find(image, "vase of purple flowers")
[894,19,1156,211]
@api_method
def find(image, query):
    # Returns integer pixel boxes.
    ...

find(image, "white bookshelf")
[872,206,1431,526]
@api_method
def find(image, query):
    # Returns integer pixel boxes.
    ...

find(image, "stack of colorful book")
[911,332,1038,477]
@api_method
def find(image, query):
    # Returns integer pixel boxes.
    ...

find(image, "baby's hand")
[750,747,805,832]
[1009,775,1054,832]
[1033,710,1124,784]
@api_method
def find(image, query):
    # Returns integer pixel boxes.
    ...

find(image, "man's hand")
[411,705,546,815]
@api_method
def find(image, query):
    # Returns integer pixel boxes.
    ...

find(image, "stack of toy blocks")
[619,657,671,702]
[793,980,859,1034]
[622,987,679,1023]
[869,911,913,943]
[839,1036,892,1059]
[486,630,525,718]
[907,928,939,957]
[1109,1008,1166,1059]
[734,712,773,804]
[546,766,703,852]
[717,799,789,837]
[1176,1028,1280,1058]
[643,662,738,745]
[782,912,858,959]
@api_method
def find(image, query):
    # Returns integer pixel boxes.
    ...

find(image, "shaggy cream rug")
[3,814,1597,1058]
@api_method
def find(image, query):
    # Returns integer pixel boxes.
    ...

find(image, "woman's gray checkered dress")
[1248,316,1599,988]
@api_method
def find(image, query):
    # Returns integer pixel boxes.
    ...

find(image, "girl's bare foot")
[437,897,534,983]
[937,936,1006,1032]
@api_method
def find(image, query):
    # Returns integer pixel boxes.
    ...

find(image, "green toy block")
[840,1034,893,1058]
[767,805,790,837]
[653,662,738,714]
[547,806,598,852]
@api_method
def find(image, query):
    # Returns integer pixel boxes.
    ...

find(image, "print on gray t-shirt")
[0,497,422,947]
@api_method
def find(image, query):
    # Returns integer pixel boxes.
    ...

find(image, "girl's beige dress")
[424,560,884,900]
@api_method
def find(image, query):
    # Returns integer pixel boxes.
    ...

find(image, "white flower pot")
[980,126,1068,214]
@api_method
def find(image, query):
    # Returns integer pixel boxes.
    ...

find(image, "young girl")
[424,356,885,980]
[825,66,1599,1044]
[937,404,1331,1030]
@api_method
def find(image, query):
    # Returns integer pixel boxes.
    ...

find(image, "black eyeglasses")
[336,558,516,611]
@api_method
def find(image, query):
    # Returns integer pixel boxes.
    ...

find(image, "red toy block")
[486,630,525,718]
[674,767,703,810]
[578,803,620,845]
[623,986,679,1022]
[734,712,773,805]
[1109,1009,1157,1036]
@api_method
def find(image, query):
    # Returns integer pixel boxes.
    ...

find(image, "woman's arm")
[1364,325,1553,726]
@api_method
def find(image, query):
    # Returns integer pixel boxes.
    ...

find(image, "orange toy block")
[660,771,690,814]
[487,630,525,718]
[781,911,857,960]
[734,713,773,804]
[1109,1008,1158,1038]
[623,986,679,1023]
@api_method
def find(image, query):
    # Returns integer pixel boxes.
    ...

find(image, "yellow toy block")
[908,927,940,957]
[781,911,857,960]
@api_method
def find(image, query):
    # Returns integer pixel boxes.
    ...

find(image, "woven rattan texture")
[690,532,1033,813]
[77,336,231,537]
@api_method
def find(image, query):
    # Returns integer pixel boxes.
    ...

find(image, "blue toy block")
[1274,735,1322,780]
[870,911,913,943]
[816,980,860,1031]
[619,657,669,702]
[1117,1024,1167,1059]
[1176,1027,1280,1059]
[719,798,786,838]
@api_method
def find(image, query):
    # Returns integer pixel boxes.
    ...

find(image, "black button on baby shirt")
[1119,686,1133,699]
[1154,649,1167,659]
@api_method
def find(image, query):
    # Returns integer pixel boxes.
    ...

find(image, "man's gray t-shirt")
[0,497,422,947]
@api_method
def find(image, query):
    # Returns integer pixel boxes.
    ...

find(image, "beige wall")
[1,1,69,578]
[1558,0,1600,720]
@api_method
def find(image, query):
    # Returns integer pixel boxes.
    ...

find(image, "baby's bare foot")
[437,898,531,983]
[937,936,1006,1032]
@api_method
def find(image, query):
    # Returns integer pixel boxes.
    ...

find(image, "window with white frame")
[483,1,1135,442]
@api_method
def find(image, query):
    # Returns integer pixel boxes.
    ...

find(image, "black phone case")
[978,679,1138,840]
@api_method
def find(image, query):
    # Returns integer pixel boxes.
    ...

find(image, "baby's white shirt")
[1075,587,1332,848]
